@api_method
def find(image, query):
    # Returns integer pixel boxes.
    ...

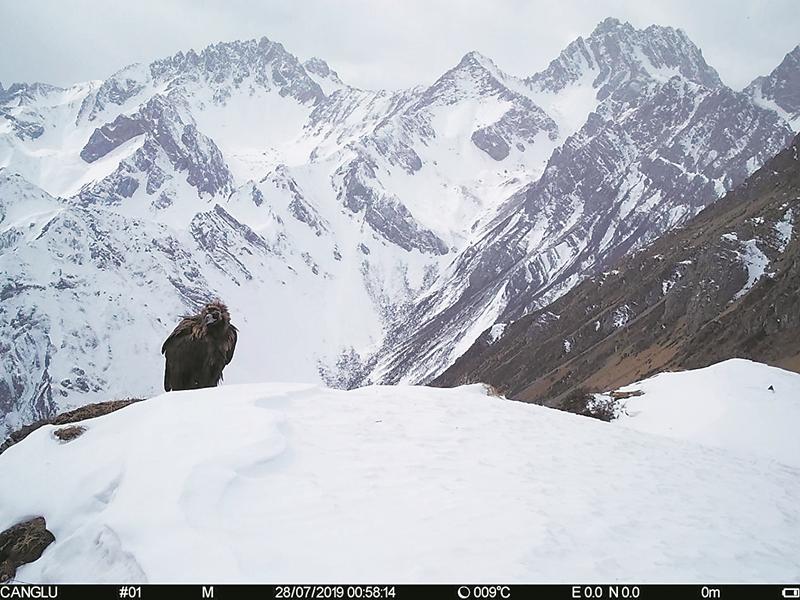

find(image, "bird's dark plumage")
[161,301,238,391]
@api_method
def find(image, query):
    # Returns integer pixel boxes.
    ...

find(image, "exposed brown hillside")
[0,399,142,455]
[434,133,800,413]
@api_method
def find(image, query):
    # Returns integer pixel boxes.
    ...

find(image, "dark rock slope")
[434,133,800,413]
[0,517,55,583]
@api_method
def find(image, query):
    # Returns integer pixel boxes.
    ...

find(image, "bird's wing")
[161,317,195,355]
[225,325,238,365]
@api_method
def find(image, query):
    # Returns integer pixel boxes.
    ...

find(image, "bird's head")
[202,301,230,328]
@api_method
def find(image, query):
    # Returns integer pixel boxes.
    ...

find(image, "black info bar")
[1,584,798,600]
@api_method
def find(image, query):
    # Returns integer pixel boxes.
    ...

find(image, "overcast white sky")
[1,0,798,91]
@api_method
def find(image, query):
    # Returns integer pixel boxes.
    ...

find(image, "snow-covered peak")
[529,17,721,95]
[590,16,625,35]
[519,17,723,140]
[418,49,526,106]
[304,57,341,80]
[77,63,152,123]
[1,80,99,125]
[148,37,324,106]
[303,57,346,95]
[0,170,62,231]
[457,50,504,77]
[0,82,66,106]
[746,45,800,130]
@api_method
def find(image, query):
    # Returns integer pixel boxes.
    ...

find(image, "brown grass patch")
[52,425,87,442]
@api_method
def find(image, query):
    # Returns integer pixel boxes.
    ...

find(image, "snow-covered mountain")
[747,44,800,130]
[1,370,798,582]
[1,20,799,436]
[363,19,797,385]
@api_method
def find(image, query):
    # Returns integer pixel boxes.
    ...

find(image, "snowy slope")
[0,170,431,435]
[594,359,800,467]
[1,382,799,583]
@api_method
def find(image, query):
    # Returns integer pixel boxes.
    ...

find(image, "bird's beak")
[204,313,217,325]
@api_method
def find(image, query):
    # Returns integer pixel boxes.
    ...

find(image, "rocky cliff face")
[435,133,800,414]
[79,93,234,207]
[747,45,800,129]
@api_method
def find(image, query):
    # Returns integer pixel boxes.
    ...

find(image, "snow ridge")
[1,379,798,582]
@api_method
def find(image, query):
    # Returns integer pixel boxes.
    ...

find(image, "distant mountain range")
[1,18,798,436]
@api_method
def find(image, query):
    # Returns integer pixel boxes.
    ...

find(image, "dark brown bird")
[162,301,238,391]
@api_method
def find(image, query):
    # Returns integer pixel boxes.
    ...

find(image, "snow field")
[608,359,800,468]
[1,380,798,583]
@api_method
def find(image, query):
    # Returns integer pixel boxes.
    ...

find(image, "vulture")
[162,301,238,391]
